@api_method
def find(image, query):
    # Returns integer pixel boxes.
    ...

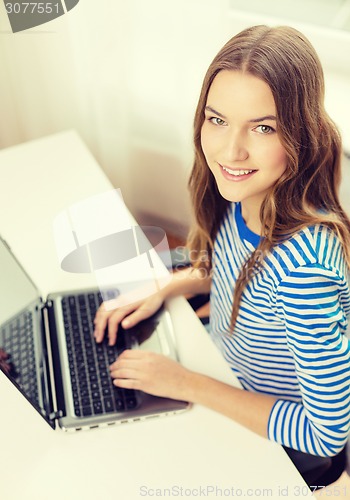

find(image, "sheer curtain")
[0,0,230,235]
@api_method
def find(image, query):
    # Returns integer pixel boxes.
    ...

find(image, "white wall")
[0,0,350,234]
[0,0,232,237]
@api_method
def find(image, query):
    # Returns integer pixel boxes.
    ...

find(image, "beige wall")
[0,1,349,235]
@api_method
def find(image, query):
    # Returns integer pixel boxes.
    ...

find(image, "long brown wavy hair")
[187,25,350,331]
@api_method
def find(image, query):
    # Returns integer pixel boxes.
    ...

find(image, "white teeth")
[223,167,254,176]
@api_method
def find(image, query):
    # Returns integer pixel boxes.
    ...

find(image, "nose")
[223,129,249,162]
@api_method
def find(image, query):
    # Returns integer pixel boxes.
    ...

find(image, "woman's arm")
[110,349,277,438]
[94,267,212,345]
[271,265,350,457]
[187,372,277,437]
[109,264,350,452]
[163,266,212,298]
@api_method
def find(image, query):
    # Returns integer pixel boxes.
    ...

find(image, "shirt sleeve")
[268,263,350,457]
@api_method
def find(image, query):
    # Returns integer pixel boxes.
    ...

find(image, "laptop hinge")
[40,302,66,420]
[49,410,64,420]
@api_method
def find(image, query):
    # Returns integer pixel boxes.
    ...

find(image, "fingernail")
[123,319,130,327]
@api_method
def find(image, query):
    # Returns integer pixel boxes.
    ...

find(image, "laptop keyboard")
[62,291,139,418]
[0,310,39,403]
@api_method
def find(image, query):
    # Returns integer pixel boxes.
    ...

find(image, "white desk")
[0,131,310,499]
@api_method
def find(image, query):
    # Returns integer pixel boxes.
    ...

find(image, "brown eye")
[209,117,227,126]
[255,125,274,134]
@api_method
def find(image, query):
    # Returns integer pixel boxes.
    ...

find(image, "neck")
[241,201,262,235]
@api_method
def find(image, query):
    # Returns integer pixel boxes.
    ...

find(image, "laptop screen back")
[0,237,39,325]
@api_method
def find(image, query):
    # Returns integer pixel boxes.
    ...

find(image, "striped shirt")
[209,202,350,457]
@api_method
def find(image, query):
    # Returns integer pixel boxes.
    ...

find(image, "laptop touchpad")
[129,312,171,356]
[134,317,162,353]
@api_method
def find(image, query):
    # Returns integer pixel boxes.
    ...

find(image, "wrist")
[157,272,183,300]
[180,369,205,403]
[157,282,171,302]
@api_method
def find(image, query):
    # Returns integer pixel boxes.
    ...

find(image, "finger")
[121,306,152,328]
[107,313,125,346]
[110,366,138,380]
[109,351,155,374]
[93,311,109,343]
[109,350,137,370]
[106,304,140,346]
[114,349,150,363]
[113,377,138,390]
[94,301,137,344]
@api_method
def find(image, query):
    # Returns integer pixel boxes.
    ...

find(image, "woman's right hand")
[93,290,165,346]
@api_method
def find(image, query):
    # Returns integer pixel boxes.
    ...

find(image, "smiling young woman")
[94,25,350,489]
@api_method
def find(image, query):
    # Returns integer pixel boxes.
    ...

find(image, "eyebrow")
[205,106,276,123]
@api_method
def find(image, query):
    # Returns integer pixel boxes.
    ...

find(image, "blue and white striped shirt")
[209,202,350,456]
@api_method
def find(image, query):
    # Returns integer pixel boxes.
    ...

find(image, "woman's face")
[201,70,287,215]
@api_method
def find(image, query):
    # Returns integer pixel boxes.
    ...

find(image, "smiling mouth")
[220,164,257,177]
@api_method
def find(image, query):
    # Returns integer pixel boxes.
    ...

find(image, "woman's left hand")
[109,350,192,401]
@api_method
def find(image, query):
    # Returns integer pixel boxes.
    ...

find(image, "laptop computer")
[0,236,189,432]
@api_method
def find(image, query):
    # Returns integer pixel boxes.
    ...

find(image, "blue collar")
[234,202,261,248]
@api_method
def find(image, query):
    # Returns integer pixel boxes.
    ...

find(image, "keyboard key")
[115,398,125,411]
[78,294,86,305]
[103,397,115,412]
[126,397,138,410]
[93,401,103,414]
[79,376,88,387]
[82,406,92,417]
[68,296,76,306]
[124,389,136,398]
[102,387,112,397]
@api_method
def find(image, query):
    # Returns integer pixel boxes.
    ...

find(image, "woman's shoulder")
[270,223,348,281]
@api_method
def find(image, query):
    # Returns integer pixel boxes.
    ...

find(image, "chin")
[216,183,243,204]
